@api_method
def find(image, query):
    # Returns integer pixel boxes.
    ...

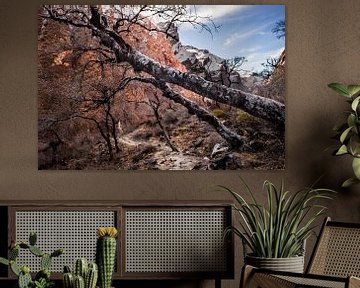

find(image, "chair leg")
[240,265,296,288]
[215,278,221,288]
[240,265,255,288]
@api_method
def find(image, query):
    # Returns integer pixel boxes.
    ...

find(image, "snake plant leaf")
[328,83,351,97]
[351,96,360,111]
[223,179,335,258]
[352,157,360,179]
[336,144,348,155]
[342,177,360,188]
[347,85,360,97]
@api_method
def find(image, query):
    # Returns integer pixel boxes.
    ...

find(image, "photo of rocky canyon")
[38,5,285,170]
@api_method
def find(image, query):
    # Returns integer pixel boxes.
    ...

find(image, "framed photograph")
[38,5,285,170]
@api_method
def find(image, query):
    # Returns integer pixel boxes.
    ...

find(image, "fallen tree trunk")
[102,28,285,128]
[124,76,244,148]
[44,7,285,129]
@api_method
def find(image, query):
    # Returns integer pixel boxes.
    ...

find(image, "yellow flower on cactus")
[97,227,118,238]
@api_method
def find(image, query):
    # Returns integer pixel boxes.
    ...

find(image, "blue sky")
[178,5,285,73]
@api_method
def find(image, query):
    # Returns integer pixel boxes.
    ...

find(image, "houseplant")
[222,179,334,272]
[96,227,118,288]
[0,232,63,288]
[62,258,98,288]
[328,83,360,187]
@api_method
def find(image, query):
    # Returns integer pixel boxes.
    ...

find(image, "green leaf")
[352,157,360,179]
[347,114,356,128]
[347,85,360,97]
[336,145,348,155]
[328,83,351,97]
[342,177,360,188]
[0,257,9,266]
[340,126,353,143]
[349,135,360,156]
[351,96,360,111]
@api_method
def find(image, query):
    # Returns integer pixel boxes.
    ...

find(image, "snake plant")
[223,179,335,258]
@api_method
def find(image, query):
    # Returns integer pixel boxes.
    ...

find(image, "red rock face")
[38,11,202,168]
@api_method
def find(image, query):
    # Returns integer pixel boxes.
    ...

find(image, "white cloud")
[188,5,250,20]
[224,23,271,46]
[238,46,263,54]
[241,47,284,72]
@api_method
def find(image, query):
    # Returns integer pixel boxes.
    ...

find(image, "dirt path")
[119,133,208,170]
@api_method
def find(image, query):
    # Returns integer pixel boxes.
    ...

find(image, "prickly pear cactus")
[0,232,63,288]
[41,253,52,270]
[18,267,32,288]
[10,260,21,276]
[96,227,118,288]
[9,246,19,260]
[29,232,37,246]
[29,245,44,257]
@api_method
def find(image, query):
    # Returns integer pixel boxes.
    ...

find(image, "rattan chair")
[241,217,360,288]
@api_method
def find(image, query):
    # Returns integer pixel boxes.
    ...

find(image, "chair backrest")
[307,217,360,277]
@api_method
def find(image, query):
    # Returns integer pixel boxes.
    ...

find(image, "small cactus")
[85,263,98,288]
[63,259,98,288]
[63,272,74,288]
[74,258,88,279]
[74,275,85,288]
[96,227,118,288]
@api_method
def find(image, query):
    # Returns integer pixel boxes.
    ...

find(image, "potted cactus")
[0,232,63,288]
[62,258,98,288]
[96,227,118,288]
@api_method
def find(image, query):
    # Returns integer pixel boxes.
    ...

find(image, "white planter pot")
[245,254,305,273]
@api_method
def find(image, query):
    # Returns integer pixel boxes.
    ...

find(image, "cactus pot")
[245,254,304,273]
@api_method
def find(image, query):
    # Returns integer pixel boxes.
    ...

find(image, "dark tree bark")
[144,95,179,152]
[100,28,285,128]
[124,77,244,148]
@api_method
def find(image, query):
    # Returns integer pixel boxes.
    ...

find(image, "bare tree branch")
[121,76,244,147]
[40,5,285,128]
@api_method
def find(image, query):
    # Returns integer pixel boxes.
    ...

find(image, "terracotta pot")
[245,254,305,273]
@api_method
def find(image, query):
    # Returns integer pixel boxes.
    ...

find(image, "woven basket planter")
[245,254,305,273]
